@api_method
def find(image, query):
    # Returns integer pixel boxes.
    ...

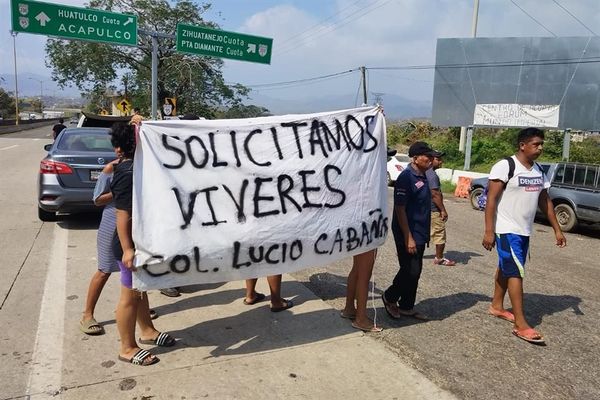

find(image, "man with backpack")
[482,128,566,345]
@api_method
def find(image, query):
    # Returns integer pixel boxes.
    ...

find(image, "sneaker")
[433,257,456,266]
[160,287,180,297]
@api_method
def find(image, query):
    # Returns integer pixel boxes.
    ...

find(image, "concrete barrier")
[0,120,59,135]
[436,168,488,184]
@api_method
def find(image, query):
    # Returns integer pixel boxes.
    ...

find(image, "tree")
[45,0,249,117]
[219,104,271,119]
[0,88,16,118]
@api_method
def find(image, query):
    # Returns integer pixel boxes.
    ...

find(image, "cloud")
[3,0,600,106]
[223,0,600,104]
[0,0,87,77]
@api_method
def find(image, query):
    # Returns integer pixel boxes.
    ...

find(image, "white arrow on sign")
[35,12,51,27]
[124,17,133,26]
[247,43,256,54]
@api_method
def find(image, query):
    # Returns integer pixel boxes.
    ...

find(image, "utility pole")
[11,31,19,125]
[360,66,368,105]
[459,0,480,152]
[562,129,571,161]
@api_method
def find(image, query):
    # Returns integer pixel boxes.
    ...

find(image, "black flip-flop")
[243,292,266,305]
[270,299,294,312]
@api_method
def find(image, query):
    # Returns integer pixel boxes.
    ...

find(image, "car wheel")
[469,187,484,210]
[554,203,577,232]
[387,172,393,186]
[38,207,57,222]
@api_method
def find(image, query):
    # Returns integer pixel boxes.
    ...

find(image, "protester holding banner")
[80,159,158,336]
[382,142,435,320]
[342,250,383,332]
[130,108,143,126]
[110,123,174,366]
[79,160,121,335]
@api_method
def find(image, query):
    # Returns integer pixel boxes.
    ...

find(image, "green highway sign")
[10,0,137,46]
[176,24,272,65]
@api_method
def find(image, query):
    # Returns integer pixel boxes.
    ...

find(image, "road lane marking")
[26,224,68,397]
[0,145,19,151]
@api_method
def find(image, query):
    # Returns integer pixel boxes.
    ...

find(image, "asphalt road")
[290,178,600,399]
[1,125,599,399]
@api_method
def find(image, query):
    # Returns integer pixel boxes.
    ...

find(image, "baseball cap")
[432,149,445,157]
[408,141,435,157]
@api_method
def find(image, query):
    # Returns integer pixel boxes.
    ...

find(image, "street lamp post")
[28,77,44,115]
[11,31,19,125]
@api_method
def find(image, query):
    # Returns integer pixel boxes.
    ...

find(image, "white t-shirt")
[489,156,550,236]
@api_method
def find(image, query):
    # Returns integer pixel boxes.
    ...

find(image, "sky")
[1,0,600,112]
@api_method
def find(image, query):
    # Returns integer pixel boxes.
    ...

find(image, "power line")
[238,68,358,89]
[232,53,600,92]
[277,0,389,54]
[276,0,365,49]
[369,70,433,83]
[550,0,597,36]
[249,74,357,92]
[508,0,557,37]
[276,0,394,56]
[369,55,600,70]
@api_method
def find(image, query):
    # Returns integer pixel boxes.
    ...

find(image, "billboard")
[432,36,600,130]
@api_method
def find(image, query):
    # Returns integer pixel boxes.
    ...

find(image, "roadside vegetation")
[387,120,600,172]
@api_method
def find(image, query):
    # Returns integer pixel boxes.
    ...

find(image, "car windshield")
[56,130,113,152]
[395,154,411,162]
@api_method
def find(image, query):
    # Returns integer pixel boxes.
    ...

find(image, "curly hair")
[110,123,136,158]
[517,127,545,145]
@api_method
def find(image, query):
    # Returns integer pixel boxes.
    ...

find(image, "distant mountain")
[246,92,432,120]
[0,72,432,119]
[0,73,80,98]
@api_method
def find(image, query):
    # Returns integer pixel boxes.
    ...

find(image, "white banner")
[473,104,560,127]
[131,107,389,290]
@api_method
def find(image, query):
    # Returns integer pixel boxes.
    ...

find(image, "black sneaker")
[160,288,180,297]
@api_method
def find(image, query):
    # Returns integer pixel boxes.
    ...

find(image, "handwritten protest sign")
[473,104,560,128]
[132,106,388,290]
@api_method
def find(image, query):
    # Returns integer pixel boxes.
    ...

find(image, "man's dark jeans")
[384,229,426,311]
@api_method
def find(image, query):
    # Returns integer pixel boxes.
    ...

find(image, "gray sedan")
[37,127,116,221]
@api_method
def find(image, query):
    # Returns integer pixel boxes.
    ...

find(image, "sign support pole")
[11,31,19,125]
[139,29,175,119]
[463,125,474,170]
[151,35,158,119]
